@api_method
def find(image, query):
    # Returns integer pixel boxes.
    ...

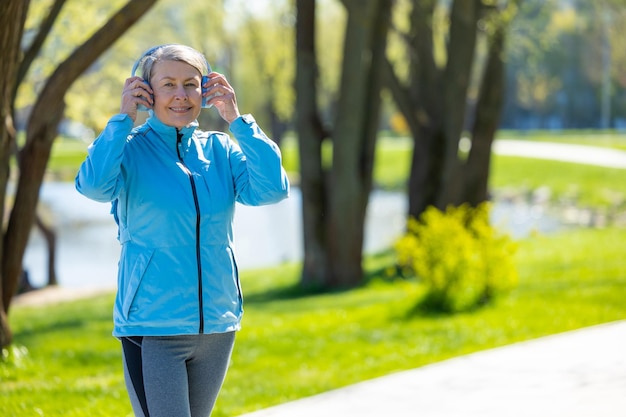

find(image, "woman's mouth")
[170,107,191,113]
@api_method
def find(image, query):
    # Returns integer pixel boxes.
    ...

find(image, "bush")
[394,203,518,313]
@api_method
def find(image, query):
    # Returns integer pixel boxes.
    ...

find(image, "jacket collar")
[145,111,199,141]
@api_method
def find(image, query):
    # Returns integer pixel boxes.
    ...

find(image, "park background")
[2,0,626,416]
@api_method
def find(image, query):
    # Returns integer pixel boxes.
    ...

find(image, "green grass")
[490,155,626,208]
[45,138,91,181]
[4,130,625,415]
[283,136,414,190]
[2,295,127,417]
[53,136,626,211]
[3,227,626,416]
[47,131,626,199]
[273,133,626,206]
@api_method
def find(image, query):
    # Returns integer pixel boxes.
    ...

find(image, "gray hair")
[140,44,209,82]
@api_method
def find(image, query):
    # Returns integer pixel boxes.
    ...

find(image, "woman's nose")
[174,86,188,100]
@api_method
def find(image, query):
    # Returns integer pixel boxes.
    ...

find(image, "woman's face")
[150,60,203,128]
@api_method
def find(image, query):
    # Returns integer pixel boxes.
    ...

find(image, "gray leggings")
[121,332,236,417]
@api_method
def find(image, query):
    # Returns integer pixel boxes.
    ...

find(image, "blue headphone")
[131,44,212,110]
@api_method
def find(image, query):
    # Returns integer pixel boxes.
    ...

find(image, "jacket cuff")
[109,113,133,126]
[229,114,256,134]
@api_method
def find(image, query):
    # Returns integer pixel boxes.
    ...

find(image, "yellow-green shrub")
[394,203,518,313]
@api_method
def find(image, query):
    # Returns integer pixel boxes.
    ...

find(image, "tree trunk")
[406,0,444,220]
[463,25,506,206]
[436,0,482,208]
[296,0,330,287]
[387,0,504,221]
[0,0,158,348]
[327,0,392,287]
[0,0,31,349]
[296,0,392,288]
[384,0,519,228]
[383,0,446,221]
[36,215,58,286]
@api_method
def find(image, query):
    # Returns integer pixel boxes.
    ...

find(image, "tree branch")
[28,0,158,131]
[16,0,67,90]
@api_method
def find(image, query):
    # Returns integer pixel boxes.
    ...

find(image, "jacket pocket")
[122,249,154,320]
[227,246,243,308]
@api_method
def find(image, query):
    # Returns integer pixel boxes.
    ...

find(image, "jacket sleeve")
[228,115,290,206]
[75,113,133,202]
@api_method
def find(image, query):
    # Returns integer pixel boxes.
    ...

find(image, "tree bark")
[0,0,30,350]
[35,215,58,286]
[436,0,482,208]
[296,0,330,287]
[327,0,392,287]
[384,0,446,220]
[463,24,506,206]
[386,0,510,221]
[406,0,445,219]
[296,0,392,288]
[1,0,158,348]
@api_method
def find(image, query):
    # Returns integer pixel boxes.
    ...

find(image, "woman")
[75,44,289,417]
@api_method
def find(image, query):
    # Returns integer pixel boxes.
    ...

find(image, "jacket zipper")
[176,130,204,334]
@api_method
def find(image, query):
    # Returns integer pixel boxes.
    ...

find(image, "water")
[22,182,560,289]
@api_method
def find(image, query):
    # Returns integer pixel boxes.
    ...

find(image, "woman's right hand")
[120,76,154,120]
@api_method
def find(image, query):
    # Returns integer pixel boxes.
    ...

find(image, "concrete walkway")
[237,321,626,417]
[493,139,626,169]
[12,285,114,307]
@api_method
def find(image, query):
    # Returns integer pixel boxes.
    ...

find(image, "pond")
[22,182,562,289]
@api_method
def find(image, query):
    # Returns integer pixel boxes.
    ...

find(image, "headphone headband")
[131,45,165,78]
[131,44,211,78]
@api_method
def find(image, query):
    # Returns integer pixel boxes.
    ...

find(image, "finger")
[125,77,153,94]
[205,73,233,89]
[126,87,152,104]
[125,76,143,89]
[205,81,235,100]
[135,81,153,95]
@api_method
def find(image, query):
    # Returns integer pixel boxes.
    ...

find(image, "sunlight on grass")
[490,155,626,208]
[5,131,625,415]
[4,227,625,416]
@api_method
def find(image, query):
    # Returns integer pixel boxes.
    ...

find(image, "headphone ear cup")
[132,47,160,112]
[137,89,153,112]
[202,74,216,109]
[201,75,210,108]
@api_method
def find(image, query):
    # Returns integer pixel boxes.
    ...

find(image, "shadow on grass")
[243,281,343,304]
[243,251,402,305]
[12,295,113,343]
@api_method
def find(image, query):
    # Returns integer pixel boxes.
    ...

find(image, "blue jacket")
[75,113,289,337]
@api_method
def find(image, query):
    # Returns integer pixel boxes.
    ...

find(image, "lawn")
[3,226,626,417]
[2,131,625,416]
[490,155,626,208]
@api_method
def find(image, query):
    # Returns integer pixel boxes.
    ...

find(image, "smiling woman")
[150,60,204,128]
[74,43,290,417]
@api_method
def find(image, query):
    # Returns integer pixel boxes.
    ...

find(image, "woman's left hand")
[203,72,241,124]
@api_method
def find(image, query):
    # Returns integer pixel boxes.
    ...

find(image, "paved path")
[493,139,626,169]
[237,321,626,417]
[12,286,114,307]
